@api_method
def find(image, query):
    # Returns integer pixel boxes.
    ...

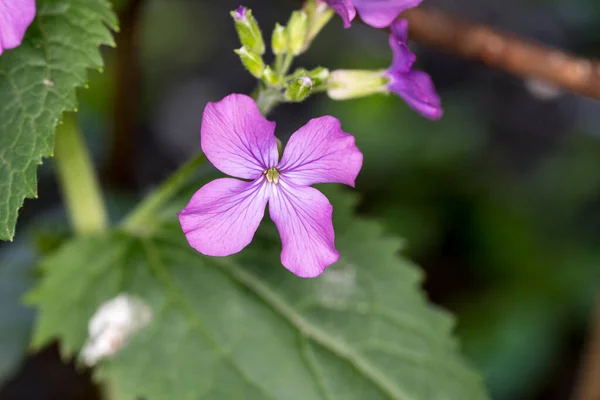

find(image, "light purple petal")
[0,0,36,55]
[323,0,356,28]
[201,94,279,180]
[278,116,363,187]
[178,177,270,257]
[388,19,415,73]
[269,180,339,278]
[388,69,443,120]
[353,0,422,28]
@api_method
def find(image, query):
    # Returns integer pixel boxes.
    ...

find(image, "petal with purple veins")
[353,0,422,28]
[278,116,363,187]
[179,178,270,257]
[269,180,339,278]
[0,0,36,55]
[201,94,279,180]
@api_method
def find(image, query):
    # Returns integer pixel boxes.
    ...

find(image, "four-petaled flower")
[0,0,36,55]
[178,94,363,278]
[323,0,422,28]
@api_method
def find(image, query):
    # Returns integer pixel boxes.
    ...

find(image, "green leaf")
[28,187,489,400]
[0,0,117,241]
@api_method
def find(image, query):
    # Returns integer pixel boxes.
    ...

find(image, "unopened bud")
[271,23,287,55]
[287,11,308,56]
[285,76,313,102]
[263,66,279,86]
[235,46,265,79]
[327,69,388,100]
[307,66,330,86]
[303,0,335,48]
[231,7,265,55]
[289,68,308,80]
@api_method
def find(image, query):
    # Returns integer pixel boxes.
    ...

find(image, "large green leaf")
[0,0,117,241]
[28,187,488,400]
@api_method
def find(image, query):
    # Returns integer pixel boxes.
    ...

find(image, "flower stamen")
[264,167,280,184]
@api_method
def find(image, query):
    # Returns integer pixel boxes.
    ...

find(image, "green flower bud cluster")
[230,3,335,107]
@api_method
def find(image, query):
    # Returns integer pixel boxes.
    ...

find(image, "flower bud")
[286,11,308,56]
[231,7,265,55]
[289,68,308,79]
[234,46,265,79]
[303,0,335,47]
[307,66,330,87]
[271,23,287,55]
[285,76,313,102]
[263,66,279,86]
[327,69,389,100]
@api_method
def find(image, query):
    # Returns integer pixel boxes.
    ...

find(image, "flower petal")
[0,0,36,55]
[323,0,357,28]
[388,69,443,120]
[201,94,279,180]
[353,0,422,28]
[388,19,416,73]
[278,116,363,187]
[269,180,339,278]
[179,178,269,257]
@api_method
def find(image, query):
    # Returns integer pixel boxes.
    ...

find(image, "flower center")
[264,167,280,184]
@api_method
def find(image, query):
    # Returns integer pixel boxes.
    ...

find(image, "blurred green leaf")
[28,186,488,400]
[0,0,117,241]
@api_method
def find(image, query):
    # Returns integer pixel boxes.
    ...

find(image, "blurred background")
[1,0,600,398]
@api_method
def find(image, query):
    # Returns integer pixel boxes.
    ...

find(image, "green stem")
[274,53,284,76]
[122,153,206,233]
[255,85,283,116]
[279,52,295,78]
[54,114,108,235]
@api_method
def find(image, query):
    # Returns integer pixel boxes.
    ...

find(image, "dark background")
[2,0,600,399]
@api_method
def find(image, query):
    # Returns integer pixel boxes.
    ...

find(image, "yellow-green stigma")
[264,167,280,184]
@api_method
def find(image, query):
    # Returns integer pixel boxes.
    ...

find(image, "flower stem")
[274,53,284,76]
[255,85,283,116]
[122,153,206,233]
[279,52,295,77]
[54,114,108,235]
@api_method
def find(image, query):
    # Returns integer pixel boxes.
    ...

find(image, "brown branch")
[403,7,600,100]
[573,292,600,400]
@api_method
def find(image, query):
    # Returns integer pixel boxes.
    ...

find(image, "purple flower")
[0,0,36,55]
[328,19,442,119]
[385,18,442,119]
[178,94,363,278]
[323,0,422,28]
